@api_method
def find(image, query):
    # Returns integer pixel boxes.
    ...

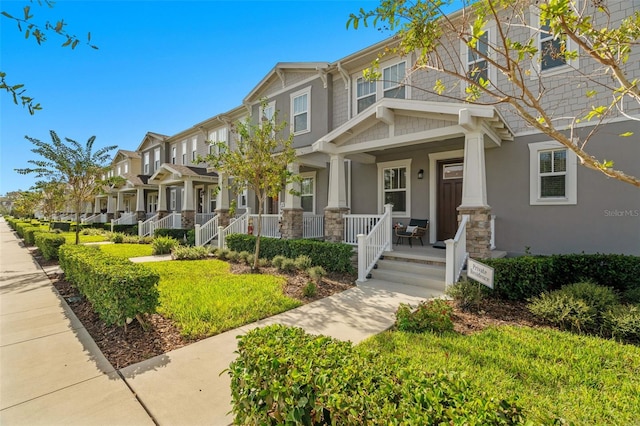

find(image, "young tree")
[15,131,117,244]
[205,101,298,271]
[36,180,66,223]
[12,190,42,218]
[348,0,640,187]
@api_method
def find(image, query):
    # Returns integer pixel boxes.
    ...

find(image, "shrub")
[602,305,640,343]
[171,245,209,260]
[50,222,71,232]
[279,258,296,273]
[227,250,241,263]
[446,280,487,312]
[228,324,524,425]
[154,228,191,244]
[216,248,230,260]
[23,226,43,246]
[152,236,179,255]
[303,281,317,298]
[58,245,159,326]
[307,265,326,285]
[395,299,454,334]
[294,254,313,271]
[271,255,286,269]
[622,288,640,305]
[560,281,619,316]
[110,232,125,243]
[258,258,270,268]
[35,233,66,260]
[111,224,137,235]
[238,250,251,264]
[226,234,354,273]
[81,227,105,236]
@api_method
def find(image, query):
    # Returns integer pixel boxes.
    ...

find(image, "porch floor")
[384,242,507,263]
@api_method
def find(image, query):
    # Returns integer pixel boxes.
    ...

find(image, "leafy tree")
[15,131,116,244]
[204,101,298,271]
[348,0,640,187]
[36,180,66,222]
[12,190,42,218]
[1,1,97,114]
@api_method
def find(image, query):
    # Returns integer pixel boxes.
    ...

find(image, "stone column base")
[181,210,195,229]
[136,211,146,222]
[324,207,350,243]
[215,209,231,228]
[157,210,168,219]
[457,206,492,260]
[116,211,124,220]
[281,208,303,239]
[106,213,115,222]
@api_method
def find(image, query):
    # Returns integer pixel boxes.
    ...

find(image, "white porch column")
[94,199,100,214]
[182,180,194,210]
[116,191,124,212]
[107,195,116,214]
[460,131,488,208]
[136,188,145,212]
[327,154,348,209]
[284,162,301,209]
[216,172,230,210]
[158,184,167,211]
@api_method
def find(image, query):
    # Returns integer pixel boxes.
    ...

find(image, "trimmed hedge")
[154,228,194,245]
[484,254,640,301]
[50,221,71,232]
[111,224,138,235]
[226,234,354,273]
[228,324,524,425]
[35,233,66,260]
[15,220,39,238]
[58,245,159,326]
[23,226,44,246]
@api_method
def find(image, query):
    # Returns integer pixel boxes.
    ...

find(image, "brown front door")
[437,159,463,241]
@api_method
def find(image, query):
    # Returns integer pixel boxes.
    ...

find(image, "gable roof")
[149,164,217,184]
[243,62,330,104]
[136,132,170,152]
[111,149,140,165]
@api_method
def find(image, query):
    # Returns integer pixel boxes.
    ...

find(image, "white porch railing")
[196,213,216,225]
[218,208,251,249]
[138,214,159,237]
[490,214,496,250]
[194,215,219,246]
[303,214,324,239]
[146,212,156,220]
[155,212,182,230]
[81,213,101,224]
[343,214,382,245]
[250,214,281,238]
[445,214,469,286]
[111,212,136,231]
[356,204,393,283]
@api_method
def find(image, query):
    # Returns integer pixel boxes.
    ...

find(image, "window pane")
[294,112,307,132]
[357,94,376,112]
[384,169,393,190]
[384,191,406,212]
[468,60,488,83]
[301,196,313,212]
[294,94,307,114]
[541,175,566,197]
[357,78,375,97]
[398,167,406,189]
[539,151,552,173]
[541,38,566,70]
[553,150,566,172]
[301,178,313,195]
[383,86,405,99]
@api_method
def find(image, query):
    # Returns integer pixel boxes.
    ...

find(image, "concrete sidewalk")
[1,217,439,425]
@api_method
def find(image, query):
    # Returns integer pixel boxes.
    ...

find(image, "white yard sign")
[467,259,495,289]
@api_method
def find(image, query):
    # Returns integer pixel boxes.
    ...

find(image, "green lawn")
[360,326,640,424]
[144,259,301,339]
[99,243,153,259]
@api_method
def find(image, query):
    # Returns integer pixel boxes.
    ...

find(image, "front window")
[147,194,157,213]
[378,159,411,216]
[382,62,406,99]
[170,189,177,211]
[237,189,247,209]
[124,163,128,174]
[291,88,310,134]
[529,141,577,205]
[356,77,376,113]
[209,187,217,212]
[300,172,316,213]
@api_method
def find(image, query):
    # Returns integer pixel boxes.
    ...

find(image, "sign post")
[467,258,495,289]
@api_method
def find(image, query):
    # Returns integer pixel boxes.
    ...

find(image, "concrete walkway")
[0,217,439,425]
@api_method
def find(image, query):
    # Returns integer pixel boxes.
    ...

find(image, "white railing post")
[195,224,201,246]
[138,220,143,237]
[383,204,393,252]
[357,233,366,282]
[110,220,114,233]
[217,225,224,249]
[490,215,496,250]
[445,238,455,286]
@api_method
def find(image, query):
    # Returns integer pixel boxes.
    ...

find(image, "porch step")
[370,258,445,294]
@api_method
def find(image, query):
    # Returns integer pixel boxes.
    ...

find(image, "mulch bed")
[36,250,548,369]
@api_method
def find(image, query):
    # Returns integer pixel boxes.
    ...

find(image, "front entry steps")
[365,253,447,298]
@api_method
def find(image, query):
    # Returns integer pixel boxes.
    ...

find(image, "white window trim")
[352,58,409,116]
[529,6,579,78]
[377,159,412,217]
[237,188,248,209]
[171,145,177,164]
[154,148,160,171]
[300,171,316,214]
[528,141,577,205]
[290,86,311,135]
[170,189,177,211]
[147,194,157,213]
[259,100,276,124]
[181,141,187,165]
[143,152,150,174]
[191,137,197,163]
[124,163,128,174]
[460,21,497,96]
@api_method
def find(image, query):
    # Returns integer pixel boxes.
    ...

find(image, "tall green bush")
[35,233,66,260]
[58,245,159,326]
[23,226,44,246]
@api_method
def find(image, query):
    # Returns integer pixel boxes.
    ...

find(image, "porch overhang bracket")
[317,69,328,89]
[276,68,286,88]
[337,62,350,90]
[376,106,395,126]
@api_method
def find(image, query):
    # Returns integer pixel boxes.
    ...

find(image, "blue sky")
[1,0,394,194]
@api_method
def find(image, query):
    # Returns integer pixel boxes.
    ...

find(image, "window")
[356,77,376,113]
[124,163,128,174]
[237,189,247,209]
[117,166,121,176]
[378,159,411,216]
[529,141,577,205]
[530,7,577,75]
[208,128,228,155]
[170,189,177,211]
[154,148,160,171]
[181,141,187,164]
[382,62,406,99]
[147,194,157,213]
[171,145,176,164]
[209,187,217,212]
[466,31,489,83]
[260,101,275,123]
[191,137,197,162]
[291,87,311,134]
[300,172,316,214]
[143,152,150,174]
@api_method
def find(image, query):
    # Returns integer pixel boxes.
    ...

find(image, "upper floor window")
[181,141,187,164]
[191,137,197,162]
[117,166,121,176]
[530,7,577,75]
[529,141,577,205]
[260,101,275,123]
[154,148,160,171]
[355,60,407,115]
[124,163,128,174]
[291,87,311,134]
[466,31,489,83]
[171,145,177,164]
[208,128,228,155]
[143,152,150,174]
